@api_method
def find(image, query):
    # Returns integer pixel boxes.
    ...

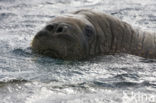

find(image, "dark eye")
[85,25,94,37]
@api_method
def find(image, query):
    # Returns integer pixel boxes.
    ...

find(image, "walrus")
[32,10,156,60]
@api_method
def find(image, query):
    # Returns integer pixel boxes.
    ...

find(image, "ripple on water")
[0,0,156,103]
[0,12,17,21]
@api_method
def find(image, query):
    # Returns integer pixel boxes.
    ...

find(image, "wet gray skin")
[32,10,156,60]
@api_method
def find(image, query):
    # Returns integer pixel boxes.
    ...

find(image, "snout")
[34,30,51,40]
[34,23,75,41]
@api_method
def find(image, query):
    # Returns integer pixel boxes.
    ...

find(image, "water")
[0,0,156,103]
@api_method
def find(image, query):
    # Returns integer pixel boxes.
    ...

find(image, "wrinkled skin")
[32,10,156,60]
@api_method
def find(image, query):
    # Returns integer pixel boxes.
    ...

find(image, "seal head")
[32,15,96,60]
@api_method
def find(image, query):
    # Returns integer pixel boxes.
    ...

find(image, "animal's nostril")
[46,25,54,31]
[56,27,63,33]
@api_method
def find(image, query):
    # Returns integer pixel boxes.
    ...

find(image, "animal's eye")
[85,25,94,37]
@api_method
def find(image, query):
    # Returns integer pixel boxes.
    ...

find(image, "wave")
[0,79,28,87]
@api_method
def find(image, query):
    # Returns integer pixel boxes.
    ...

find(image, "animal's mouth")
[41,49,60,58]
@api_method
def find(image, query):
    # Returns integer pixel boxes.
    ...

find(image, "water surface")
[0,0,156,103]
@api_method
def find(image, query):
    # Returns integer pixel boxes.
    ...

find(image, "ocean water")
[0,0,156,103]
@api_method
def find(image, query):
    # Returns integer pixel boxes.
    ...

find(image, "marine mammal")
[32,10,156,60]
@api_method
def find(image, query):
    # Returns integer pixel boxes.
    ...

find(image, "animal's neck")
[101,15,156,58]
[110,20,156,58]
